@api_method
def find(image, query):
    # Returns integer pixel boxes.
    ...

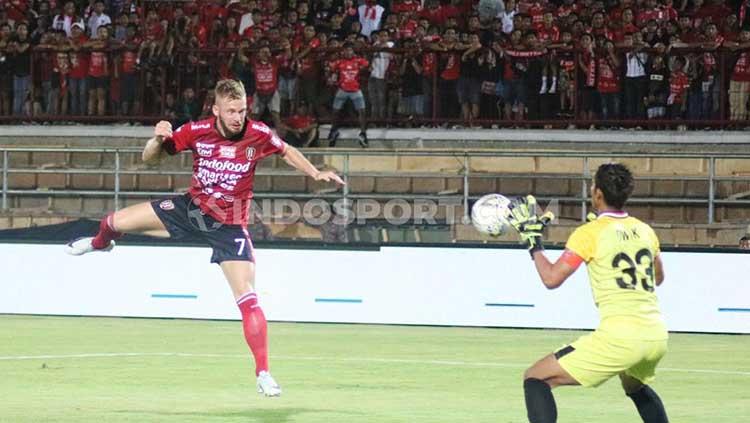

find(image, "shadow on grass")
[116,407,359,422]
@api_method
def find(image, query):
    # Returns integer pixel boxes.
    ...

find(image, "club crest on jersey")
[219,146,236,159]
[246,147,256,160]
[159,200,175,211]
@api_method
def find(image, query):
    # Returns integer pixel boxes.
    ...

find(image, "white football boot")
[65,237,115,256]
[256,371,282,397]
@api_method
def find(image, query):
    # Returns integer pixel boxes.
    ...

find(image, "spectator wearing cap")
[740,235,750,249]
[52,1,84,37]
[87,1,111,38]
[67,22,89,116]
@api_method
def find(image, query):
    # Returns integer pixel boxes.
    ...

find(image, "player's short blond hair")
[214,79,246,100]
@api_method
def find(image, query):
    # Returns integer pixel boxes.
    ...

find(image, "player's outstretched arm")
[281,145,345,185]
[532,250,579,290]
[142,120,173,166]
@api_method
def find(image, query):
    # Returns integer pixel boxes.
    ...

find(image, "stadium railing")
[2,146,749,225]
[2,45,749,129]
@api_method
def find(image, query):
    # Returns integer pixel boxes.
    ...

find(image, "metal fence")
[4,45,750,129]
[2,147,750,225]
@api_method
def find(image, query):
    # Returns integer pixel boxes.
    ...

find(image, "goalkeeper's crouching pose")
[508,163,670,423]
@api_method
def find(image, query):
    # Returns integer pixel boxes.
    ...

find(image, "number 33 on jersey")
[564,211,667,340]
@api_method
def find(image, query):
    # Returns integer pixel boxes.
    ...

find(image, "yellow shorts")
[556,330,668,388]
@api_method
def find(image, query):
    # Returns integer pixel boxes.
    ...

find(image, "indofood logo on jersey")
[198,158,251,172]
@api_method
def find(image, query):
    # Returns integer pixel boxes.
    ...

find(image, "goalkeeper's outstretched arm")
[531,250,580,290]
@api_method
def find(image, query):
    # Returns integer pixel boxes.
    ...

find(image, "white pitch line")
[0,352,749,376]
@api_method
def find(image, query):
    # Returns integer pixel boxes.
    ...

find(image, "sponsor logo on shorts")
[219,146,236,159]
[246,147,255,160]
[159,200,175,210]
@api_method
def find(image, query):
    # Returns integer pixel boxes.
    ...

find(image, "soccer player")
[65,79,345,397]
[508,163,669,423]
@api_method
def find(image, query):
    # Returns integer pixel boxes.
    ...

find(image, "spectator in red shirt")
[118,23,141,115]
[668,55,690,121]
[597,40,622,121]
[280,101,319,147]
[67,22,89,115]
[252,45,282,128]
[327,42,370,147]
[84,25,111,116]
[728,28,750,121]
[295,25,322,116]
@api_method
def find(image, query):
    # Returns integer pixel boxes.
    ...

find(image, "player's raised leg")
[620,373,669,423]
[220,260,281,397]
[523,353,579,423]
[65,201,169,255]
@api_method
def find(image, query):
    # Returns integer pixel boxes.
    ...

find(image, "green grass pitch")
[1,315,748,422]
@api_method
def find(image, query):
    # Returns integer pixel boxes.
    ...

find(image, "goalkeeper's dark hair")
[595,163,634,210]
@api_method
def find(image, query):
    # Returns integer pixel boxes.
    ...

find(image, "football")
[471,193,512,236]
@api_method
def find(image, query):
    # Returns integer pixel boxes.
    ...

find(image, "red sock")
[237,292,269,376]
[91,213,123,249]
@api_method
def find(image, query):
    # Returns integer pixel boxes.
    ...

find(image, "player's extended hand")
[508,195,555,257]
[314,170,346,186]
[154,120,173,141]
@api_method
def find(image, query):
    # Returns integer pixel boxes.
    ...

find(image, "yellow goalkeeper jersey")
[565,211,668,340]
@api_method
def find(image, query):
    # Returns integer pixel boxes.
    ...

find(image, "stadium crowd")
[2,0,750,136]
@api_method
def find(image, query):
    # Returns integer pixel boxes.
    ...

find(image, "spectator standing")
[87,1,111,38]
[597,40,621,121]
[328,42,370,147]
[295,25,322,115]
[623,33,649,120]
[435,27,462,122]
[118,24,141,115]
[276,37,297,117]
[668,55,690,122]
[50,51,71,116]
[728,29,750,121]
[68,22,89,116]
[369,30,393,122]
[252,45,282,128]
[0,23,12,116]
[400,38,425,123]
[52,1,84,37]
[645,54,670,119]
[84,25,111,116]
[458,33,483,127]
[358,0,384,39]
[8,22,31,116]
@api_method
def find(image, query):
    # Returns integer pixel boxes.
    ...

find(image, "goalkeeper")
[508,163,670,423]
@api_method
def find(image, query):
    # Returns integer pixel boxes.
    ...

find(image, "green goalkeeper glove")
[508,195,555,258]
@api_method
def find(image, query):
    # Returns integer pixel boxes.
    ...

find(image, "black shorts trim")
[554,345,576,360]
